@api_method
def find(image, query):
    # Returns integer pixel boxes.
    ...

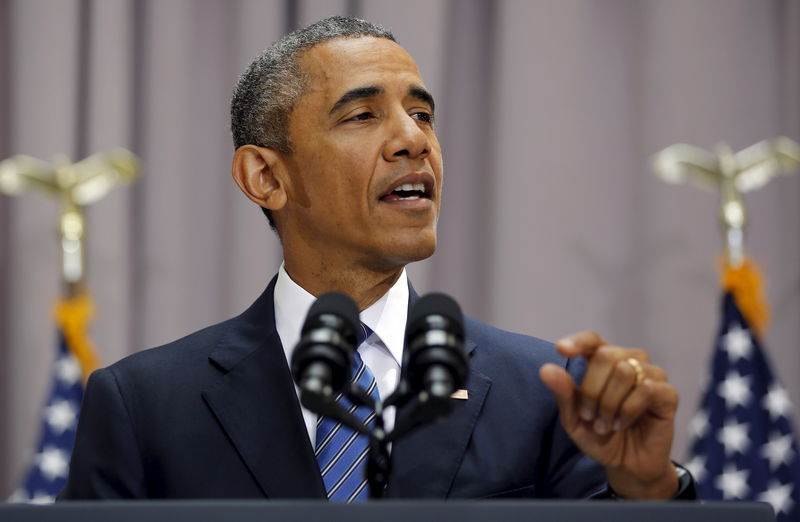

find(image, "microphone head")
[291,292,360,395]
[407,293,463,336]
[302,291,360,342]
[404,293,468,397]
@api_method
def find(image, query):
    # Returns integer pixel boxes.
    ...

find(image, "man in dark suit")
[60,16,691,501]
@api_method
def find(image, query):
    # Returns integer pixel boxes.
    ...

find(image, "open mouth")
[381,182,430,202]
[379,175,434,204]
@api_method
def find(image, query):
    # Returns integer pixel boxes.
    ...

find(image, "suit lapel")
[199,277,489,499]
[201,278,325,499]
[387,286,492,498]
[388,363,491,498]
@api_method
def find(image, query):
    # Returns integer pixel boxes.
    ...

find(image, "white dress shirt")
[274,263,408,445]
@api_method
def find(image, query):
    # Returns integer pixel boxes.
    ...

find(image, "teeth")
[392,182,427,193]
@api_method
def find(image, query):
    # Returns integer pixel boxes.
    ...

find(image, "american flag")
[687,293,800,520]
[8,333,84,504]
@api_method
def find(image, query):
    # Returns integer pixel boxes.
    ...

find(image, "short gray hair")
[231,16,395,152]
[230,16,395,228]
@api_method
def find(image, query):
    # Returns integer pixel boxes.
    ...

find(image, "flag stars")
[9,488,56,505]
[714,464,750,499]
[689,410,710,439]
[43,400,77,435]
[718,418,750,456]
[29,492,56,505]
[763,384,791,421]
[758,481,794,515]
[689,309,800,518]
[717,370,752,410]
[685,454,707,483]
[35,446,69,481]
[761,431,795,471]
[54,355,81,386]
[722,324,752,362]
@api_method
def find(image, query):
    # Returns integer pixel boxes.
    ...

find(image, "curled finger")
[577,345,626,422]
[614,379,678,432]
[593,358,639,435]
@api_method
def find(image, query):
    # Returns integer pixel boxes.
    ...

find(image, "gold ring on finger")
[627,357,645,388]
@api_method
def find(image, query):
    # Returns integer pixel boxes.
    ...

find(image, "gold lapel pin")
[450,389,469,400]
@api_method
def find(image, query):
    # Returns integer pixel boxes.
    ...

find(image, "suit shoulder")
[464,315,564,367]
[104,318,235,378]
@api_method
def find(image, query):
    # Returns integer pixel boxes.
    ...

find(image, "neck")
[283,254,403,311]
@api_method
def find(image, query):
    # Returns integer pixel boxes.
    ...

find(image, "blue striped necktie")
[315,323,381,502]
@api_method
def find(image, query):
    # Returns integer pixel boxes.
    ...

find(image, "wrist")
[607,463,679,500]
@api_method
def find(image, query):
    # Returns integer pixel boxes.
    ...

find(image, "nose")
[383,111,431,162]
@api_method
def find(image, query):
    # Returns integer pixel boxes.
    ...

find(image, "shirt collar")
[274,263,407,367]
[358,269,408,366]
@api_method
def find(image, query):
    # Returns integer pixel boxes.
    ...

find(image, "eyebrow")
[409,86,435,114]
[328,85,436,115]
[329,86,383,115]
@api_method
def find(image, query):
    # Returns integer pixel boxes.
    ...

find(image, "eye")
[411,111,434,125]
[346,111,374,122]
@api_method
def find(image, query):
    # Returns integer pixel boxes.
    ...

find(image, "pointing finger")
[539,363,579,431]
[555,331,607,358]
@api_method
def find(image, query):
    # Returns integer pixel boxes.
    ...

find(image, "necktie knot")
[356,322,372,348]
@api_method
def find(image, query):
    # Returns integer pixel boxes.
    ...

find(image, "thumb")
[539,363,579,431]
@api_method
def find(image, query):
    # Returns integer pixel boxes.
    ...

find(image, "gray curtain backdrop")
[0,0,798,496]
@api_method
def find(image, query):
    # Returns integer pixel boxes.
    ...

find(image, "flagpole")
[652,137,800,520]
[714,143,746,269]
[653,137,799,269]
[0,148,139,503]
[652,137,799,336]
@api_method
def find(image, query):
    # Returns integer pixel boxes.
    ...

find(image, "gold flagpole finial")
[652,137,800,268]
[0,148,140,296]
[652,137,799,336]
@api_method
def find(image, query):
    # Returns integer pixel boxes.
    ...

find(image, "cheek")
[286,161,311,209]
[432,154,444,193]
[427,136,443,171]
[289,143,338,210]
[294,132,380,216]
[327,146,377,196]
[335,138,378,167]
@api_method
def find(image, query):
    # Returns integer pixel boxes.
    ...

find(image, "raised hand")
[539,331,679,499]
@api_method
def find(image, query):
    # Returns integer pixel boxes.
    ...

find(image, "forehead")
[298,37,426,102]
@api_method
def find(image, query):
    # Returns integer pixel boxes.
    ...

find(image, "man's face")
[278,37,442,272]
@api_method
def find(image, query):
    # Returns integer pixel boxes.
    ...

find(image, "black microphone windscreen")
[408,293,463,331]
[305,291,360,332]
[292,291,360,396]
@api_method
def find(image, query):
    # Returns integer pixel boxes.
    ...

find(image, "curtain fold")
[1,0,798,496]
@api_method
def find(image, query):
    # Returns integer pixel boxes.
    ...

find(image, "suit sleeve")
[536,355,610,498]
[57,367,146,499]
[535,356,698,500]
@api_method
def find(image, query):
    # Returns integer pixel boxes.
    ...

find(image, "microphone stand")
[300,379,456,499]
[296,293,467,500]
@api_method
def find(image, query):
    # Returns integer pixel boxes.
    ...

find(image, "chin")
[369,229,437,270]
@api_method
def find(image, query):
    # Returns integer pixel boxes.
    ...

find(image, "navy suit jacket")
[59,278,607,499]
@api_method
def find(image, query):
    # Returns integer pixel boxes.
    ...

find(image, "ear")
[231,145,288,211]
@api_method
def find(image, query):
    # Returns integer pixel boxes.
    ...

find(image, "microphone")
[403,293,468,400]
[290,292,359,401]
